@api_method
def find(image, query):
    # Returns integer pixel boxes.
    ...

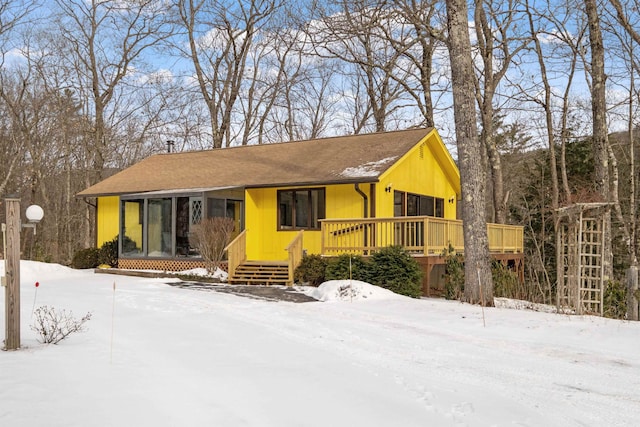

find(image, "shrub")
[189,217,236,273]
[325,254,372,283]
[30,306,92,344]
[492,260,521,299]
[98,236,119,267]
[71,248,101,269]
[443,247,524,301]
[603,280,627,319]
[443,246,465,300]
[294,254,328,286]
[369,245,423,298]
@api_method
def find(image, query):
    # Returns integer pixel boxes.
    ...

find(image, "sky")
[1,261,639,426]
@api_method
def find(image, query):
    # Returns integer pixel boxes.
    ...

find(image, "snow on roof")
[338,156,399,178]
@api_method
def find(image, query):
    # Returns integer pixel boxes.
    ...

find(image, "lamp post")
[2,197,44,350]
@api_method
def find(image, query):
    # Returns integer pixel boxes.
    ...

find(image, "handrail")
[331,224,365,236]
[224,229,247,279]
[285,230,304,286]
[320,216,523,256]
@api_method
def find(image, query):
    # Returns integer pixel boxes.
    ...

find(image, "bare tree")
[174,0,279,148]
[445,0,494,305]
[308,0,411,133]
[0,0,38,196]
[609,0,640,45]
[473,0,531,224]
[390,0,448,128]
[609,0,640,264]
[49,0,170,246]
[585,0,613,279]
[246,21,339,143]
[0,0,37,43]
[53,0,170,180]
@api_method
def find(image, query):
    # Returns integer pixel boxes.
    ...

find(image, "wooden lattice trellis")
[556,203,612,316]
[118,258,228,273]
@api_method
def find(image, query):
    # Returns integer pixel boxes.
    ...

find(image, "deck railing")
[224,229,247,278]
[320,217,523,256]
[285,230,304,285]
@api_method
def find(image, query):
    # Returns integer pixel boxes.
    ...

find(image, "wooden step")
[229,261,290,285]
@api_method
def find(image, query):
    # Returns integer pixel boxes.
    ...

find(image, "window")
[393,191,444,218]
[176,197,203,257]
[407,194,420,216]
[394,191,404,217]
[120,194,244,259]
[121,199,144,256]
[278,188,325,230]
[147,198,172,257]
[207,198,243,230]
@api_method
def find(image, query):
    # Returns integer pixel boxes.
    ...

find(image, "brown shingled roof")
[78,128,435,197]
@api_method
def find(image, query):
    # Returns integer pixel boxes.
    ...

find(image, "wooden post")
[627,265,639,321]
[4,197,21,350]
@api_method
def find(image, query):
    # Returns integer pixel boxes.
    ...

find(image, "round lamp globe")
[26,205,44,223]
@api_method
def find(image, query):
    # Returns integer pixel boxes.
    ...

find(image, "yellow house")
[78,128,522,292]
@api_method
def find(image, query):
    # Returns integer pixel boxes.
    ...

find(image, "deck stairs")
[228,260,290,285]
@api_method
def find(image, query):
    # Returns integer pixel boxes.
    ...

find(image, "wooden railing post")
[423,217,428,256]
[224,230,247,280]
[286,231,304,286]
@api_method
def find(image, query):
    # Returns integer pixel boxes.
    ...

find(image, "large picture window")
[394,191,444,218]
[278,188,325,230]
[120,193,243,259]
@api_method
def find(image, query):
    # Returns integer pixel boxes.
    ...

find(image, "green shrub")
[492,260,520,299]
[443,247,523,301]
[369,245,423,298]
[325,254,372,283]
[443,247,465,300]
[603,280,627,319]
[71,248,101,269]
[294,254,328,286]
[98,236,119,267]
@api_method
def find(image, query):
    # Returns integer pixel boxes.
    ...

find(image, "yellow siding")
[377,131,459,219]
[97,196,120,247]
[95,130,460,261]
[246,184,372,260]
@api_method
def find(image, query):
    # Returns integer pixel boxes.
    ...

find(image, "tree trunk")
[585,0,612,280]
[445,0,493,305]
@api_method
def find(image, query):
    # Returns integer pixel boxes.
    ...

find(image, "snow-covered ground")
[1,261,639,426]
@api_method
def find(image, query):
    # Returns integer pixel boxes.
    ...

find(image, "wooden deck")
[320,217,523,256]
[225,216,524,294]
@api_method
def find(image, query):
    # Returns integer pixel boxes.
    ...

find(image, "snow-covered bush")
[30,306,92,344]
